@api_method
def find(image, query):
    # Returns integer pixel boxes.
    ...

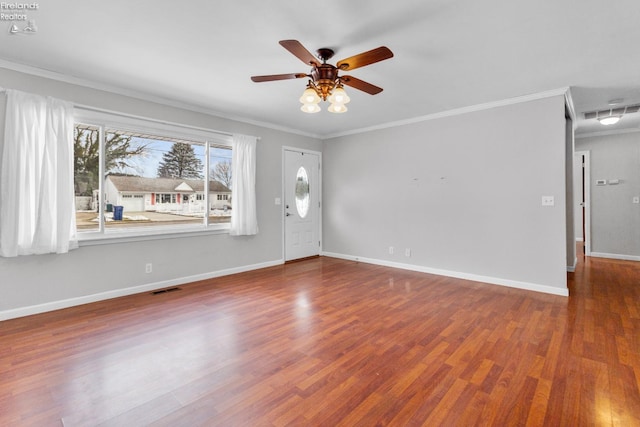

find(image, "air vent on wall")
[583,104,640,120]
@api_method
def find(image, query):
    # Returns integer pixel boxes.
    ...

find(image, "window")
[295,166,310,219]
[73,111,233,238]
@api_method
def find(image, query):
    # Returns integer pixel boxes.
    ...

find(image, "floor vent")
[151,287,181,295]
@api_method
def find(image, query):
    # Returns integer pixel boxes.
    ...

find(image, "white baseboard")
[321,251,569,297]
[575,237,584,242]
[590,252,640,262]
[567,257,578,272]
[0,259,283,321]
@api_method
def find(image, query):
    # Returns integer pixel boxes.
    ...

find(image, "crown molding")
[323,87,571,140]
[0,59,322,140]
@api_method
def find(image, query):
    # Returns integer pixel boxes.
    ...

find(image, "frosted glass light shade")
[328,87,350,104]
[299,87,321,104]
[328,103,348,113]
[598,116,620,125]
[301,103,321,113]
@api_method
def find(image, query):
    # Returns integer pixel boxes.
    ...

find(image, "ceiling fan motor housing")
[311,64,339,100]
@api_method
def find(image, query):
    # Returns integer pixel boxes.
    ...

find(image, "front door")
[284,149,320,261]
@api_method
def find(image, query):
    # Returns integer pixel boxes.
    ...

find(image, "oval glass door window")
[295,166,310,218]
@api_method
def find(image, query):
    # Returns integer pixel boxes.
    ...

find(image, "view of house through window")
[74,122,232,233]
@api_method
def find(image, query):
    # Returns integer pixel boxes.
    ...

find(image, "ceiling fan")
[251,40,393,113]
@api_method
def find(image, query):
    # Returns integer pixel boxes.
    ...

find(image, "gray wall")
[322,95,569,293]
[0,68,322,316]
[576,132,640,258]
[0,67,571,317]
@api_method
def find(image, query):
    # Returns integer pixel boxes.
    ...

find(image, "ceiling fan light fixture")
[598,115,621,125]
[251,40,394,115]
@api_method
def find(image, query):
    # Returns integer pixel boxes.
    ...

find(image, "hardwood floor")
[1,250,639,426]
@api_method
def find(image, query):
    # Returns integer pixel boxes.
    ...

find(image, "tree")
[74,127,147,196]
[211,160,232,189]
[157,142,203,179]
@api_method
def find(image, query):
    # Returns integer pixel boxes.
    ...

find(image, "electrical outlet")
[541,196,555,207]
[405,248,411,257]
[634,196,640,204]
[389,246,394,255]
[145,263,152,273]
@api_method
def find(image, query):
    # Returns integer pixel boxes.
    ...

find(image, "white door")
[284,149,320,261]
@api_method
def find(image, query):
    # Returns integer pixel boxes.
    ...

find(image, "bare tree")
[211,160,232,189]
[74,127,146,196]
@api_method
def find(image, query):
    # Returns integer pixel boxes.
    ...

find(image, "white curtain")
[0,89,77,257]
[230,134,258,236]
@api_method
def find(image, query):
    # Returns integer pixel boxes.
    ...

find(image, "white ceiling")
[2,0,640,138]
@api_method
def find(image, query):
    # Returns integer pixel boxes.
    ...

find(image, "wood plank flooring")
[1,250,639,426]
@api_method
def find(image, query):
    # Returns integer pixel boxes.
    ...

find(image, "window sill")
[77,223,230,246]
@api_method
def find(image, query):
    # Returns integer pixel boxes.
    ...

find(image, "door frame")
[575,150,591,256]
[282,146,322,261]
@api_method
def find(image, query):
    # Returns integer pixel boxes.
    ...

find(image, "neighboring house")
[104,175,231,214]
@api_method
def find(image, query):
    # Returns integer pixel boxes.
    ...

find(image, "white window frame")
[74,108,233,245]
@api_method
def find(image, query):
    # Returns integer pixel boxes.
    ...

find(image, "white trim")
[0,60,322,139]
[567,257,577,273]
[78,225,230,246]
[323,87,570,139]
[575,237,584,242]
[590,252,640,262]
[0,259,284,321]
[321,252,569,297]
[564,87,577,124]
[575,151,592,256]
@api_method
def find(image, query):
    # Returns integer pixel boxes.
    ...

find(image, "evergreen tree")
[157,142,203,179]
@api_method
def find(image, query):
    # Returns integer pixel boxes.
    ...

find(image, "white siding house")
[104,175,231,214]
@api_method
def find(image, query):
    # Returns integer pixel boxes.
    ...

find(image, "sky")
[115,137,232,180]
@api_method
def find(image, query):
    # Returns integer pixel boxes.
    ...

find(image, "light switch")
[541,196,555,207]
[275,197,281,205]
[633,197,639,204]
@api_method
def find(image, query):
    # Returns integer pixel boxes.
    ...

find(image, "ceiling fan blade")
[336,46,394,71]
[251,73,308,82]
[279,40,320,66]
[340,75,384,95]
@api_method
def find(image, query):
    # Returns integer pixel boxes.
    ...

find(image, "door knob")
[286,212,292,217]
